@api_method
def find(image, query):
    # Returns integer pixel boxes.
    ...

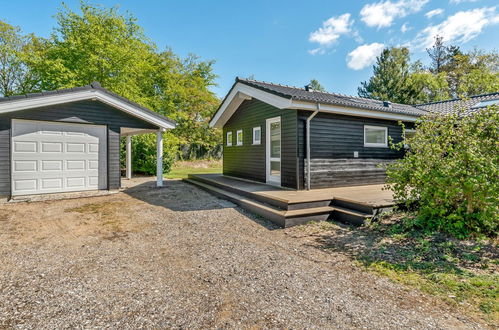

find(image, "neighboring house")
[0,82,175,200]
[210,77,498,190]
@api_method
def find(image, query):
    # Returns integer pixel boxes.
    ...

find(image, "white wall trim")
[210,83,292,128]
[210,82,420,128]
[265,116,281,186]
[364,125,388,148]
[0,90,175,130]
[236,129,243,146]
[252,126,261,145]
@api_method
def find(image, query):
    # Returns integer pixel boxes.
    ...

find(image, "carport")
[0,82,175,199]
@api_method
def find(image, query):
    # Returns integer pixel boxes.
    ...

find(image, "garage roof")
[0,82,176,130]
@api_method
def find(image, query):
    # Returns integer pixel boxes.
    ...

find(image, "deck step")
[185,178,373,227]
[187,174,290,210]
[331,206,372,226]
[185,178,287,226]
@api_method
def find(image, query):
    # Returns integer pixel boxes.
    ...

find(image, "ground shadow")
[296,218,498,276]
[122,179,281,230]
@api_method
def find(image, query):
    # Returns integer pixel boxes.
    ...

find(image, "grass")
[165,160,222,179]
[293,214,499,326]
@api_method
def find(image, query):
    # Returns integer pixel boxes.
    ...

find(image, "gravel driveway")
[0,178,487,329]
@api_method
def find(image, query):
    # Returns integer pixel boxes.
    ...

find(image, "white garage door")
[11,119,107,196]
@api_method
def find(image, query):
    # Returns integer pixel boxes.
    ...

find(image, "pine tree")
[358,47,412,103]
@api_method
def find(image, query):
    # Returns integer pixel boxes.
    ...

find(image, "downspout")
[306,103,320,190]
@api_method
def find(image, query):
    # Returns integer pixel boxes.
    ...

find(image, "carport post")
[126,135,132,179]
[156,129,165,187]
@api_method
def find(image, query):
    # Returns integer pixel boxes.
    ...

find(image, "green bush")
[120,132,177,176]
[386,105,498,238]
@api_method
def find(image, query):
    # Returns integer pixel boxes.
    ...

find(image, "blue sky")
[1,0,498,98]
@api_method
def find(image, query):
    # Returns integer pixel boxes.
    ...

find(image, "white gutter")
[306,103,319,190]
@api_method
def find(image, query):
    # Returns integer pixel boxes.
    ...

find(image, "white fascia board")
[209,83,292,128]
[289,100,419,122]
[211,83,420,127]
[0,90,175,130]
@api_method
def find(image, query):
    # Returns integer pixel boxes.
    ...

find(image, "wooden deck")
[187,174,394,206]
[185,174,397,228]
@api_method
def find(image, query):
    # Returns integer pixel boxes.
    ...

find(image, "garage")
[11,120,107,196]
[0,82,176,200]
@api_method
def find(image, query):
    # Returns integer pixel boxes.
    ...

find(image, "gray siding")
[297,111,412,189]
[223,99,298,189]
[0,100,158,197]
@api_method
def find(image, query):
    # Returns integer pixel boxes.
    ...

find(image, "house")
[0,82,175,201]
[210,77,498,190]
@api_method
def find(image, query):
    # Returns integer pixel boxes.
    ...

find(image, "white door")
[11,119,107,196]
[266,116,281,185]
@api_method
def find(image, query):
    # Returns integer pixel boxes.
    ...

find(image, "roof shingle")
[236,77,429,117]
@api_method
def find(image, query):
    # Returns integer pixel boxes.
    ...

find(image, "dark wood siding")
[223,99,298,189]
[297,111,413,189]
[0,100,158,197]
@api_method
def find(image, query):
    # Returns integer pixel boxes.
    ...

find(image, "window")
[226,131,232,146]
[404,129,416,149]
[471,99,499,109]
[236,129,243,146]
[364,125,388,147]
[252,126,261,145]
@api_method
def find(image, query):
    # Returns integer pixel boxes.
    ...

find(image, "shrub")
[120,132,177,176]
[386,105,498,238]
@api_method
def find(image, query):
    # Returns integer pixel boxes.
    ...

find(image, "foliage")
[386,106,499,238]
[2,1,222,166]
[358,47,412,104]
[120,132,177,175]
[308,79,326,92]
[0,21,39,96]
[359,36,499,103]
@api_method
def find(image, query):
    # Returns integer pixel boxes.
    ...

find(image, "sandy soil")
[0,178,489,329]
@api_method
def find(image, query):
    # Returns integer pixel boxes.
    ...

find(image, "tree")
[386,106,499,238]
[25,1,221,166]
[359,39,499,104]
[27,2,158,105]
[0,21,39,96]
[426,35,456,74]
[307,79,326,92]
[358,47,412,103]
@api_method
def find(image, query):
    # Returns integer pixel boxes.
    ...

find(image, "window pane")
[227,132,232,145]
[365,128,386,144]
[254,128,261,143]
[270,122,280,157]
[237,130,243,144]
[270,161,280,176]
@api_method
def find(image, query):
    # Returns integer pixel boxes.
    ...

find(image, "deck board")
[190,174,395,207]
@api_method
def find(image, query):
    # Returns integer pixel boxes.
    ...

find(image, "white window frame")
[252,126,261,145]
[364,125,388,148]
[226,131,232,146]
[404,129,416,149]
[236,129,243,146]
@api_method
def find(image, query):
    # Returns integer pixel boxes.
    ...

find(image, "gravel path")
[0,179,487,329]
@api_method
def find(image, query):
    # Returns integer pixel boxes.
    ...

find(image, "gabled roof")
[414,92,499,116]
[0,82,176,130]
[238,78,428,117]
[210,78,427,128]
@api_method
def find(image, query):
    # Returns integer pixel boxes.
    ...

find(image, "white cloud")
[415,7,499,49]
[347,43,385,70]
[360,0,429,28]
[401,22,411,33]
[309,13,353,46]
[308,13,355,55]
[308,48,325,55]
[450,0,478,4]
[425,8,444,18]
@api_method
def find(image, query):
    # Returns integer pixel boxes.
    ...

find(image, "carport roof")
[0,82,176,129]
